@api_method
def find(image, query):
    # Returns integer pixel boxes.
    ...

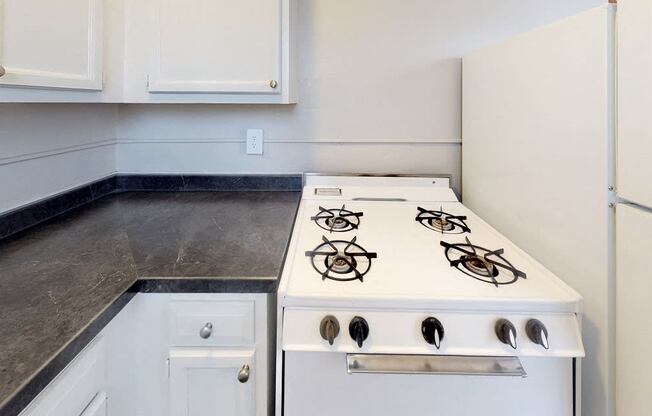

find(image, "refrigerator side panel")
[462,6,615,416]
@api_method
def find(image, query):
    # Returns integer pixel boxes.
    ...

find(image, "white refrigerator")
[463,1,652,414]
[615,1,652,415]
[462,5,616,416]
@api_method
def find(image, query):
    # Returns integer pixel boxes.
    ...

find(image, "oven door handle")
[346,354,527,378]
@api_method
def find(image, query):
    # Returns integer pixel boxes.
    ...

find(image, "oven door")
[284,352,575,416]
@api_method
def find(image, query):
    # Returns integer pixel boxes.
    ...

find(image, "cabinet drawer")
[20,338,105,416]
[169,301,255,346]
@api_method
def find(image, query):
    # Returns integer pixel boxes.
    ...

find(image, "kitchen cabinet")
[123,0,297,103]
[14,293,271,416]
[169,349,256,416]
[168,300,255,347]
[0,0,296,103]
[166,299,259,416]
[617,0,652,208]
[0,0,103,91]
[18,338,106,416]
[150,0,280,94]
[78,393,107,416]
[163,297,265,416]
[132,293,272,416]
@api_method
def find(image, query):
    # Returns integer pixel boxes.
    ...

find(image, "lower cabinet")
[19,338,106,416]
[78,393,107,416]
[123,293,271,416]
[17,293,272,416]
[169,349,256,416]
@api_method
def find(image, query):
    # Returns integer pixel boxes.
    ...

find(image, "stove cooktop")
[280,177,581,313]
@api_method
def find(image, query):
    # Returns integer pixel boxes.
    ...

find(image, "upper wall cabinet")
[0,0,296,103]
[0,0,103,91]
[151,0,279,94]
[123,0,297,104]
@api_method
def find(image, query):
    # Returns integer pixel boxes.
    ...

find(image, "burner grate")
[311,205,363,232]
[305,236,377,282]
[440,237,526,286]
[416,206,470,234]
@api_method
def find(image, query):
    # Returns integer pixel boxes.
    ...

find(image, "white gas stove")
[277,175,585,416]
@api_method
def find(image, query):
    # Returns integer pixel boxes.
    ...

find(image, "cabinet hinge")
[146,75,150,88]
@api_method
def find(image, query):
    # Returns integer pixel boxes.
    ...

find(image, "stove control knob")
[349,316,369,348]
[526,319,550,350]
[320,315,340,346]
[495,319,518,349]
[421,317,445,349]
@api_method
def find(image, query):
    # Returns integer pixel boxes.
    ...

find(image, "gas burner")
[305,236,377,282]
[416,207,470,234]
[311,205,363,232]
[440,237,526,286]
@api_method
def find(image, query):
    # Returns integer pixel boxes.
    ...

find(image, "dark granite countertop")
[0,191,301,414]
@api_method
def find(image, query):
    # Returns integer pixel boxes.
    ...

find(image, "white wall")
[0,0,605,213]
[116,0,605,195]
[0,104,118,213]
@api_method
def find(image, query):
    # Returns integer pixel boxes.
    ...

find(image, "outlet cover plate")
[247,129,264,155]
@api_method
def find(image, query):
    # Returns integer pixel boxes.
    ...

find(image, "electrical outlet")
[246,129,264,155]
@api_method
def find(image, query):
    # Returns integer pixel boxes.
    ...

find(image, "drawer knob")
[238,364,250,383]
[269,79,278,89]
[199,322,213,339]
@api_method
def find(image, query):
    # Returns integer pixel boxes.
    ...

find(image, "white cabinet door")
[616,204,652,416]
[0,0,103,90]
[78,392,107,416]
[169,348,255,416]
[149,0,281,94]
[618,0,652,208]
[19,338,106,416]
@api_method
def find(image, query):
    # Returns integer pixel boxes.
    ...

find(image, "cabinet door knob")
[0,65,6,78]
[238,364,250,383]
[199,322,213,339]
[269,80,278,89]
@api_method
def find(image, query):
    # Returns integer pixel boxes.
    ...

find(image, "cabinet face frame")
[0,0,103,90]
[147,0,282,94]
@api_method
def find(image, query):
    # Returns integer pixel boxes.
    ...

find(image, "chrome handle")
[269,80,278,89]
[199,322,213,339]
[238,364,250,383]
[0,65,6,78]
[352,197,408,202]
[347,354,527,377]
